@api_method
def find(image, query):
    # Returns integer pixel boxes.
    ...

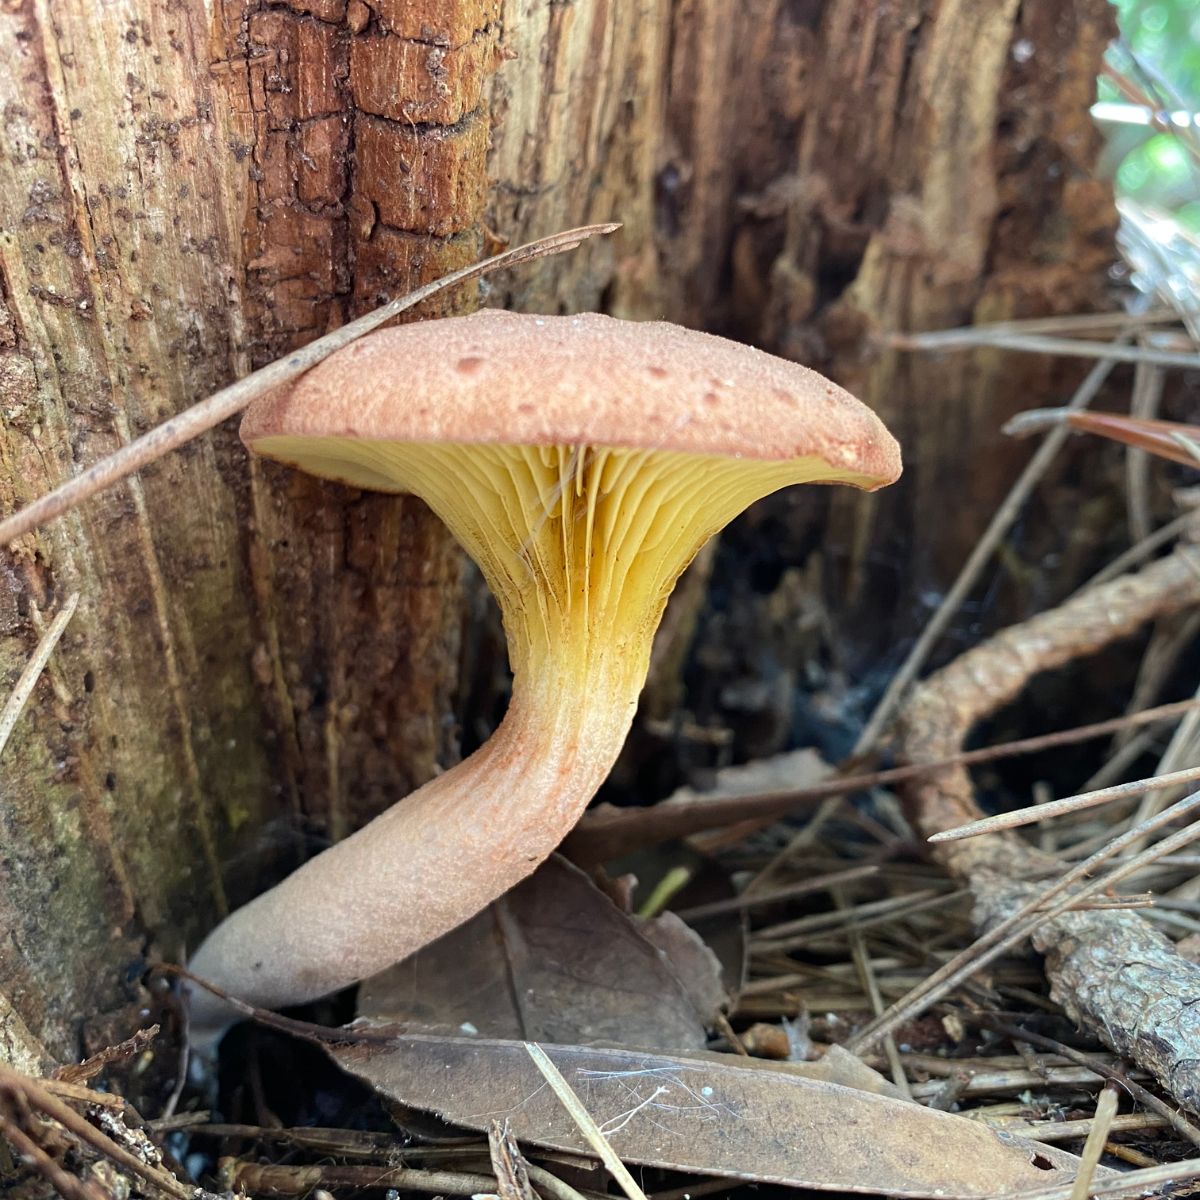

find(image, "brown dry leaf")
[638,911,728,1020]
[357,856,718,1049]
[329,1033,1093,1198]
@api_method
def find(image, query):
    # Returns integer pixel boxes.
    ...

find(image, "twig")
[899,546,1200,846]
[0,593,78,760]
[865,546,1200,1111]
[489,1119,535,1200]
[162,963,407,1046]
[1068,894,1155,912]
[460,1159,609,1200]
[524,1043,648,1200]
[228,1158,608,1200]
[143,1111,211,1134]
[997,1112,1167,1143]
[228,1161,507,1197]
[0,1105,107,1200]
[897,1061,1137,1100]
[850,350,1119,759]
[564,695,1200,864]
[52,1026,159,1086]
[523,1162,603,1200]
[0,1061,192,1200]
[184,1123,456,1153]
[930,763,1200,843]
[978,1019,1200,1152]
[0,224,619,547]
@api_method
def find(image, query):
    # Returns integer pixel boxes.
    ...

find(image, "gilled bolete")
[187,310,901,1036]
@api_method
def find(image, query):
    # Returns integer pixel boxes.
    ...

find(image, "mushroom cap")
[242,310,901,489]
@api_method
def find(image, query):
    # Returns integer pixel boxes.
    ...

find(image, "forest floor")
[6,233,1200,1199]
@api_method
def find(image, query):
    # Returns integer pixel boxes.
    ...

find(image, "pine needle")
[930,763,1200,843]
[0,593,79,760]
[524,1042,649,1200]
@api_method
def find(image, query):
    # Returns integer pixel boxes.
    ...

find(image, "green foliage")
[1108,0,1200,107]
[1102,0,1200,222]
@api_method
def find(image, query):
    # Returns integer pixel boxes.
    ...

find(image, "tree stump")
[0,0,1118,1059]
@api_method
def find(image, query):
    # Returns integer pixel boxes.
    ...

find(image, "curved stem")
[186,651,640,1041]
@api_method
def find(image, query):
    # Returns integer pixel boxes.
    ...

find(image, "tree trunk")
[0,0,1117,1061]
[0,0,493,1058]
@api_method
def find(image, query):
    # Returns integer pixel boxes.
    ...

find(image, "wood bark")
[0,0,493,1056]
[0,0,1119,1060]
[648,0,1120,660]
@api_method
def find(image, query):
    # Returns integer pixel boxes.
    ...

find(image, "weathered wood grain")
[0,0,496,1057]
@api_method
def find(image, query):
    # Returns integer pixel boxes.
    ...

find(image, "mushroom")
[187,309,901,1038]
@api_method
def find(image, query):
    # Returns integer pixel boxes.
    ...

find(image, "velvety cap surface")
[242,310,901,488]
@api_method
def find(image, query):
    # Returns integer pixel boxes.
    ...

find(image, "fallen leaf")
[613,847,746,999]
[638,911,727,1021]
[358,857,718,1049]
[329,1032,1095,1198]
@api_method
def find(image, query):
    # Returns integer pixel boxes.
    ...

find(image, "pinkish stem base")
[186,656,639,1043]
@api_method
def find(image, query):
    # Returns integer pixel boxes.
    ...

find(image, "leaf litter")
[327,1032,1091,1197]
[356,855,722,1050]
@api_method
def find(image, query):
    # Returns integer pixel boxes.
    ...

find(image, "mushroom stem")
[187,639,645,1041]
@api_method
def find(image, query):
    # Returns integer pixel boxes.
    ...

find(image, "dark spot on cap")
[647,365,668,379]
[456,355,485,375]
